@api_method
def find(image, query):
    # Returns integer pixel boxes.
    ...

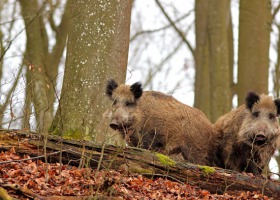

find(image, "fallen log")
[0,129,280,198]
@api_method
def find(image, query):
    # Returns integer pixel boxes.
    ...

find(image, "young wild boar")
[105,79,215,165]
[214,91,280,175]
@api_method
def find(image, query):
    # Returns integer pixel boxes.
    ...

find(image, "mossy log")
[0,129,280,198]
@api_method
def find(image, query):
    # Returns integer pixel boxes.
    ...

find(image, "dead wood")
[0,129,280,198]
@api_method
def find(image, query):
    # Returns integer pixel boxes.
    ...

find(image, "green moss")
[128,166,153,174]
[62,129,83,140]
[49,125,92,141]
[155,153,176,167]
[198,165,215,175]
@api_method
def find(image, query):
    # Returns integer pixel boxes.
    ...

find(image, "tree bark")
[228,10,235,99]
[208,0,232,122]
[19,1,70,131]
[51,0,132,143]
[195,0,233,122]
[237,0,271,105]
[0,129,280,198]
[19,0,53,134]
[194,0,211,119]
[45,0,71,117]
[273,25,280,98]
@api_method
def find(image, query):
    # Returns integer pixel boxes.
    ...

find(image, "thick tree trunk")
[195,0,233,122]
[1,129,280,198]
[194,0,211,119]
[208,0,232,122]
[237,0,271,105]
[51,0,132,143]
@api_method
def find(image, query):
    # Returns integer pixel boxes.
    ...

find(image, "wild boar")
[213,91,280,175]
[105,79,215,165]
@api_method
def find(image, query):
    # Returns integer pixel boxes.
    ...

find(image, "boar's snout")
[110,119,120,130]
[253,131,267,146]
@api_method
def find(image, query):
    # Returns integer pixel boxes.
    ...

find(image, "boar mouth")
[110,121,129,131]
[110,123,121,130]
[252,134,267,146]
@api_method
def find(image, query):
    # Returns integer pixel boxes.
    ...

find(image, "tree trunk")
[51,0,132,143]
[19,0,53,134]
[45,1,70,117]
[228,10,235,99]
[273,25,280,98]
[237,0,271,105]
[195,0,233,122]
[208,0,232,122]
[18,1,69,131]
[194,0,211,119]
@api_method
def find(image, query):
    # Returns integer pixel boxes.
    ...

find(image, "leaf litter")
[0,149,271,199]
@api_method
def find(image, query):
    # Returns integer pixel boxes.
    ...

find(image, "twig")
[146,173,185,184]
[130,10,193,42]
[0,65,24,117]
[142,37,184,88]
[0,1,47,62]
[96,142,106,173]
[272,3,280,21]
[154,0,195,58]
[3,184,44,200]
[0,150,66,165]
[78,143,86,169]
[0,187,14,200]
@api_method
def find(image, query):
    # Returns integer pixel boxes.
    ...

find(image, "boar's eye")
[269,113,276,120]
[252,111,259,118]
[125,101,134,107]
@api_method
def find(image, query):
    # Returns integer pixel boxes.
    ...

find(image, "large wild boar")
[214,91,280,175]
[105,79,215,165]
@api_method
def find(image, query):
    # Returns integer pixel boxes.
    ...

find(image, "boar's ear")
[106,79,118,97]
[274,99,280,115]
[130,82,143,99]
[246,91,260,110]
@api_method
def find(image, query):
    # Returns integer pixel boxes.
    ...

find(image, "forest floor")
[0,129,275,200]
[0,149,271,200]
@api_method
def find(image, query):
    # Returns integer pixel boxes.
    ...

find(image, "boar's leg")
[245,160,262,175]
[179,146,207,164]
[230,143,262,175]
[136,130,165,152]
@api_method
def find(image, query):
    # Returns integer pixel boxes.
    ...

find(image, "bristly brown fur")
[213,92,280,175]
[105,79,216,165]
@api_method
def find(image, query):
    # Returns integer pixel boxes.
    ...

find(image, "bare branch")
[0,65,23,116]
[0,0,17,78]
[0,1,48,62]
[272,3,280,21]
[0,150,66,165]
[47,1,59,33]
[130,11,193,42]
[154,0,195,58]
[143,37,183,88]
